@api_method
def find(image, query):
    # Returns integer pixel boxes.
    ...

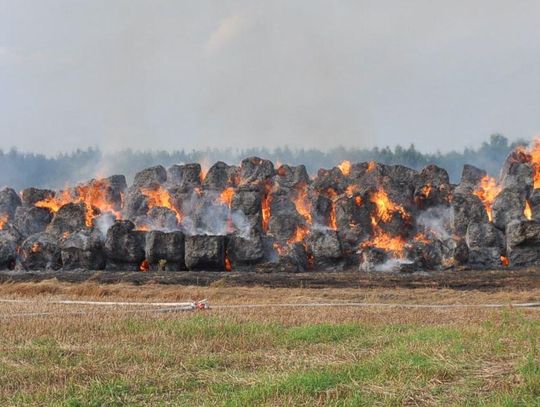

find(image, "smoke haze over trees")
[0,134,527,190]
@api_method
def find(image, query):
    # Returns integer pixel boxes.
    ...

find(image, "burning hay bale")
[104,220,146,271]
[19,232,62,270]
[8,141,540,272]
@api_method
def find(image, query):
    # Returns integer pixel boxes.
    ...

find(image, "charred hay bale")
[60,229,105,270]
[309,192,332,227]
[231,186,263,233]
[312,167,348,194]
[452,192,488,236]
[145,230,185,270]
[184,235,226,270]
[258,239,308,272]
[505,219,540,266]
[380,165,418,209]
[404,240,444,270]
[268,190,303,241]
[498,150,533,192]
[335,193,372,232]
[19,232,62,270]
[414,165,452,208]
[492,188,527,231]
[20,188,55,206]
[0,230,18,269]
[0,187,21,220]
[122,188,149,220]
[46,203,88,237]
[306,229,344,271]
[239,157,275,185]
[456,164,486,194]
[227,233,265,269]
[133,165,167,188]
[467,247,503,268]
[104,220,146,270]
[275,165,310,190]
[13,206,53,239]
[202,161,239,191]
[466,222,505,249]
[167,163,201,191]
[464,222,505,268]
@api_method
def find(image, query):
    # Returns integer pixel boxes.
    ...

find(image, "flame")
[261,185,272,233]
[139,259,149,272]
[31,242,41,253]
[140,186,182,222]
[360,228,406,258]
[35,189,72,213]
[225,254,232,271]
[523,139,540,188]
[293,183,312,225]
[354,196,362,206]
[0,213,8,230]
[76,181,122,219]
[288,225,309,244]
[367,161,376,172]
[525,200,533,220]
[325,188,338,230]
[220,187,235,208]
[370,189,410,224]
[35,181,123,227]
[500,255,509,267]
[338,160,351,176]
[473,176,501,222]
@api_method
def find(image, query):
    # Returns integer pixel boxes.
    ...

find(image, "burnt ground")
[0,268,539,291]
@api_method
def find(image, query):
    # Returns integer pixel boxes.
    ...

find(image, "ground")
[0,272,539,406]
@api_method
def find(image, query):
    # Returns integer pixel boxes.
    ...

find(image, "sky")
[1,0,540,155]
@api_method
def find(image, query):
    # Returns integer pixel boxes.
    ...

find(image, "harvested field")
[0,276,539,406]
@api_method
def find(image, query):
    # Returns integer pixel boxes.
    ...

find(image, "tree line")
[0,134,526,190]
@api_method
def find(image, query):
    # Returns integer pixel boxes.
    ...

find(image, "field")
[0,274,539,406]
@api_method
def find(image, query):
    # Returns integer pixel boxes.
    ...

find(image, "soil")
[0,268,539,291]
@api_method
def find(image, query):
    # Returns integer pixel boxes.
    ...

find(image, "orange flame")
[523,139,540,188]
[473,176,501,222]
[326,188,338,230]
[500,256,509,267]
[337,160,351,176]
[139,259,150,272]
[370,189,410,224]
[524,200,533,220]
[293,183,312,225]
[31,242,41,253]
[367,161,376,172]
[345,185,358,198]
[0,213,8,230]
[225,254,232,271]
[261,185,272,233]
[140,186,182,222]
[361,228,406,257]
[288,225,309,244]
[35,189,72,213]
[220,187,235,209]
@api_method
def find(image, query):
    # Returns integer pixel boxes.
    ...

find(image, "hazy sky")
[1,1,540,155]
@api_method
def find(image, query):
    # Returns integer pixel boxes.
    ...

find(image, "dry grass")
[0,279,539,406]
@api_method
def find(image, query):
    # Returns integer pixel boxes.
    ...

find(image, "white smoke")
[416,206,453,241]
